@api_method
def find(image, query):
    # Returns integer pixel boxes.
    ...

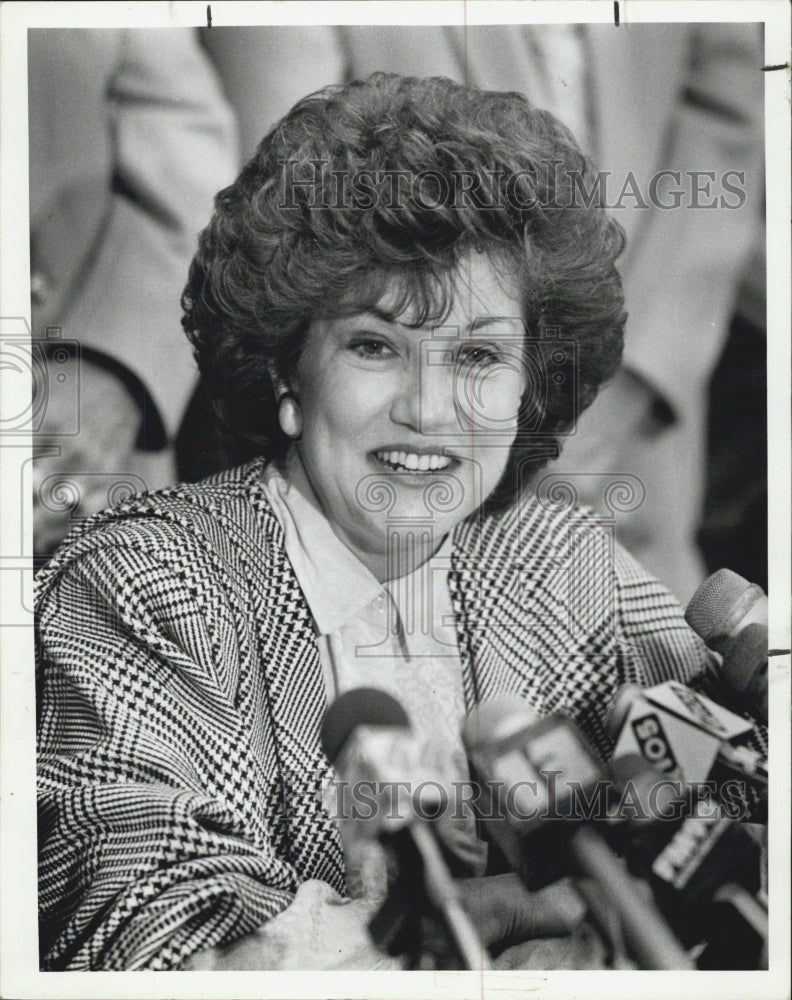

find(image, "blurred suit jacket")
[29,28,237,447]
[203,22,764,602]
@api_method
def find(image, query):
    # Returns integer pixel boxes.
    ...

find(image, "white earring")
[278,392,302,440]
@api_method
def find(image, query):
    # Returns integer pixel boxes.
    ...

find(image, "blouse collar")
[260,449,453,637]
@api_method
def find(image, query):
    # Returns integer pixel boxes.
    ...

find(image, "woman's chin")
[358,461,474,518]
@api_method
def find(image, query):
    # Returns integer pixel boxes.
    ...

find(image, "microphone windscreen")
[461,694,539,751]
[320,687,410,763]
[684,569,759,642]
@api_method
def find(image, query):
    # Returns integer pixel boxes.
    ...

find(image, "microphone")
[685,569,768,722]
[461,696,603,888]
[606,754,766,967]
[462,696,694,970]
[701,883,768,970]
[321,687,490,970]
[685,569,767,657]
[606,680,767,815]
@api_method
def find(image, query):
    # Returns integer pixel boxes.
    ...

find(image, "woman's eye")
[350,338,394,359]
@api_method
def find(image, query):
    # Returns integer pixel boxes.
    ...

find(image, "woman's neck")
[330,524,448,584]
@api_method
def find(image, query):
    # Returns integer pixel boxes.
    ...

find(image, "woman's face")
[293,250,527,580]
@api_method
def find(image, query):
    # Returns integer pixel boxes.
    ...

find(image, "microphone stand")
[569,825,695,970]
[368,825,492,970]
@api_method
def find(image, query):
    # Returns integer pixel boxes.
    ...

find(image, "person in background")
[699,208,767,593]
[202,22,766,605]
[29,27,236,557]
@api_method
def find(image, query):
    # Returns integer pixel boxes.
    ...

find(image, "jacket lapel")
[250,486,346,890]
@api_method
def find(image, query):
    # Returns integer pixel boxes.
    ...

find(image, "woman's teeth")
[375,450,452,472]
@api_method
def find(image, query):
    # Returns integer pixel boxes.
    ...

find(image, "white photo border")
[1,2,789,998]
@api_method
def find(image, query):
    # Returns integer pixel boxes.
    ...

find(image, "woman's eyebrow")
[464,316,524,337]
[355,306,400,325]
[345,311,522,335]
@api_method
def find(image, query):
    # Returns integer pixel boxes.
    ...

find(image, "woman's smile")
[372,447,457,474]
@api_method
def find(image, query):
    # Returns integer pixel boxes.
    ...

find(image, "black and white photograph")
[0,1,789,997]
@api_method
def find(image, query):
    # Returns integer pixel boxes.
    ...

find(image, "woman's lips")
[373,448,456,473]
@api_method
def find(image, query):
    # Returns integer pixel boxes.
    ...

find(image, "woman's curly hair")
[182,72,626,511]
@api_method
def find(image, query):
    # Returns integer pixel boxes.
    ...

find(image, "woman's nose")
[389,355,458,434]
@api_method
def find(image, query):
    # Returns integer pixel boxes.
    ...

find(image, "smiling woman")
[35,73,718,971]
[294,251,526,581]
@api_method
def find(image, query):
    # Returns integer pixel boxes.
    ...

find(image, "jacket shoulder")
[453,488,616,569]
[35,459,281,598]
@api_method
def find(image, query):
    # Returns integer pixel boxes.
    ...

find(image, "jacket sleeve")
[200,25,344,160]
[619,23,764,413]
[36,536,299,970]
[611,542,713,688]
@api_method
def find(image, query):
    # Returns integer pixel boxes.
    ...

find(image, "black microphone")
[321,687,490,970]
[701,882,768,970]
[462,696,694,970]
[606,754,766,968]
[685,569,768,722]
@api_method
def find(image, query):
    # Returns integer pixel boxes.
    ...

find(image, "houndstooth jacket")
[36,458,712,970]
